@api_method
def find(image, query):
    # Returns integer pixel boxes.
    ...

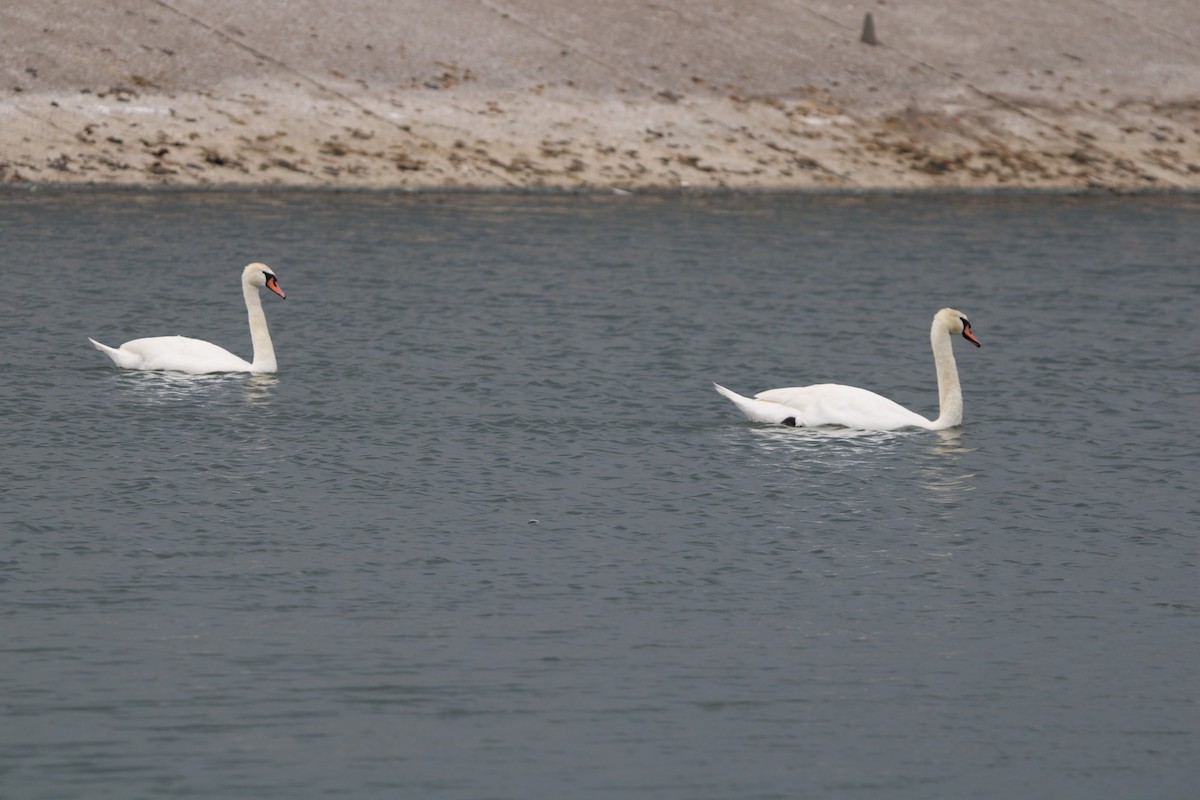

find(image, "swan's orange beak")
[962,322,981,347]
[266,274,286,300]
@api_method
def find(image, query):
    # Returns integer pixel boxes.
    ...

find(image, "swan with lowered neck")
[89,262,286,374]
[714,308,981,431]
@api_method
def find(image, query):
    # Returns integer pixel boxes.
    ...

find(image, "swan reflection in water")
[114,370,278,408]
[240,374,279,407]
[742,423,903,454]
[725,423,978,508]
[919,428,978,505]
[724,423,908,479]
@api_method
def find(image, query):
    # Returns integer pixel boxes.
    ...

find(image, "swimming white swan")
[89,262,286,374]
[714,307,981,431]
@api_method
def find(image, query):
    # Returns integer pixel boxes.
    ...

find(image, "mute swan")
[89,262,286,374]
[714,308,981,431]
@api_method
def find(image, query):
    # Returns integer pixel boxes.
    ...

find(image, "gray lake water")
[1,190,1198,799]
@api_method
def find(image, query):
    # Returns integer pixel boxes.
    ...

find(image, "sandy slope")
[3,0,1199,189]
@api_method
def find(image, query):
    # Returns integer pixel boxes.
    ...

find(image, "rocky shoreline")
[4,1,1199,192]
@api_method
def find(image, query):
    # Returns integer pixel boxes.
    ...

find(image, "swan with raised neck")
[89,262,286,374]
[714,307,982,431]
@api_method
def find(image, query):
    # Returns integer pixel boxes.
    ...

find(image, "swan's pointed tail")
[89,338,140,370]
[713,383,799,426]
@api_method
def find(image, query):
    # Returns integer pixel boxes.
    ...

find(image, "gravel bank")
[4,0,1199,190]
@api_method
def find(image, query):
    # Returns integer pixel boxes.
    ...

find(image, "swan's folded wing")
[753,385,835,410]
[762,384,931,430]
[119,336,251,373]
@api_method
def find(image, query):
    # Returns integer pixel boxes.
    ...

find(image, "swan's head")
[937,307,981,347]
[243,262,286,300]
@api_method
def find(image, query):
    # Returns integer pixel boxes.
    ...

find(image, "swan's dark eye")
[960,316,969,327]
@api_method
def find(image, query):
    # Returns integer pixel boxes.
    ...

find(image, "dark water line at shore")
[6,182,1200,197]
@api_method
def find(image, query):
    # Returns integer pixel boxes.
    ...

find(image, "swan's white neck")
[244,280,276,373]
[928,318,962,430]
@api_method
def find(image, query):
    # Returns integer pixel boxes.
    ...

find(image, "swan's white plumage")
[89,262,285,375]
[89,335,254,373]
[715,308,981,431]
